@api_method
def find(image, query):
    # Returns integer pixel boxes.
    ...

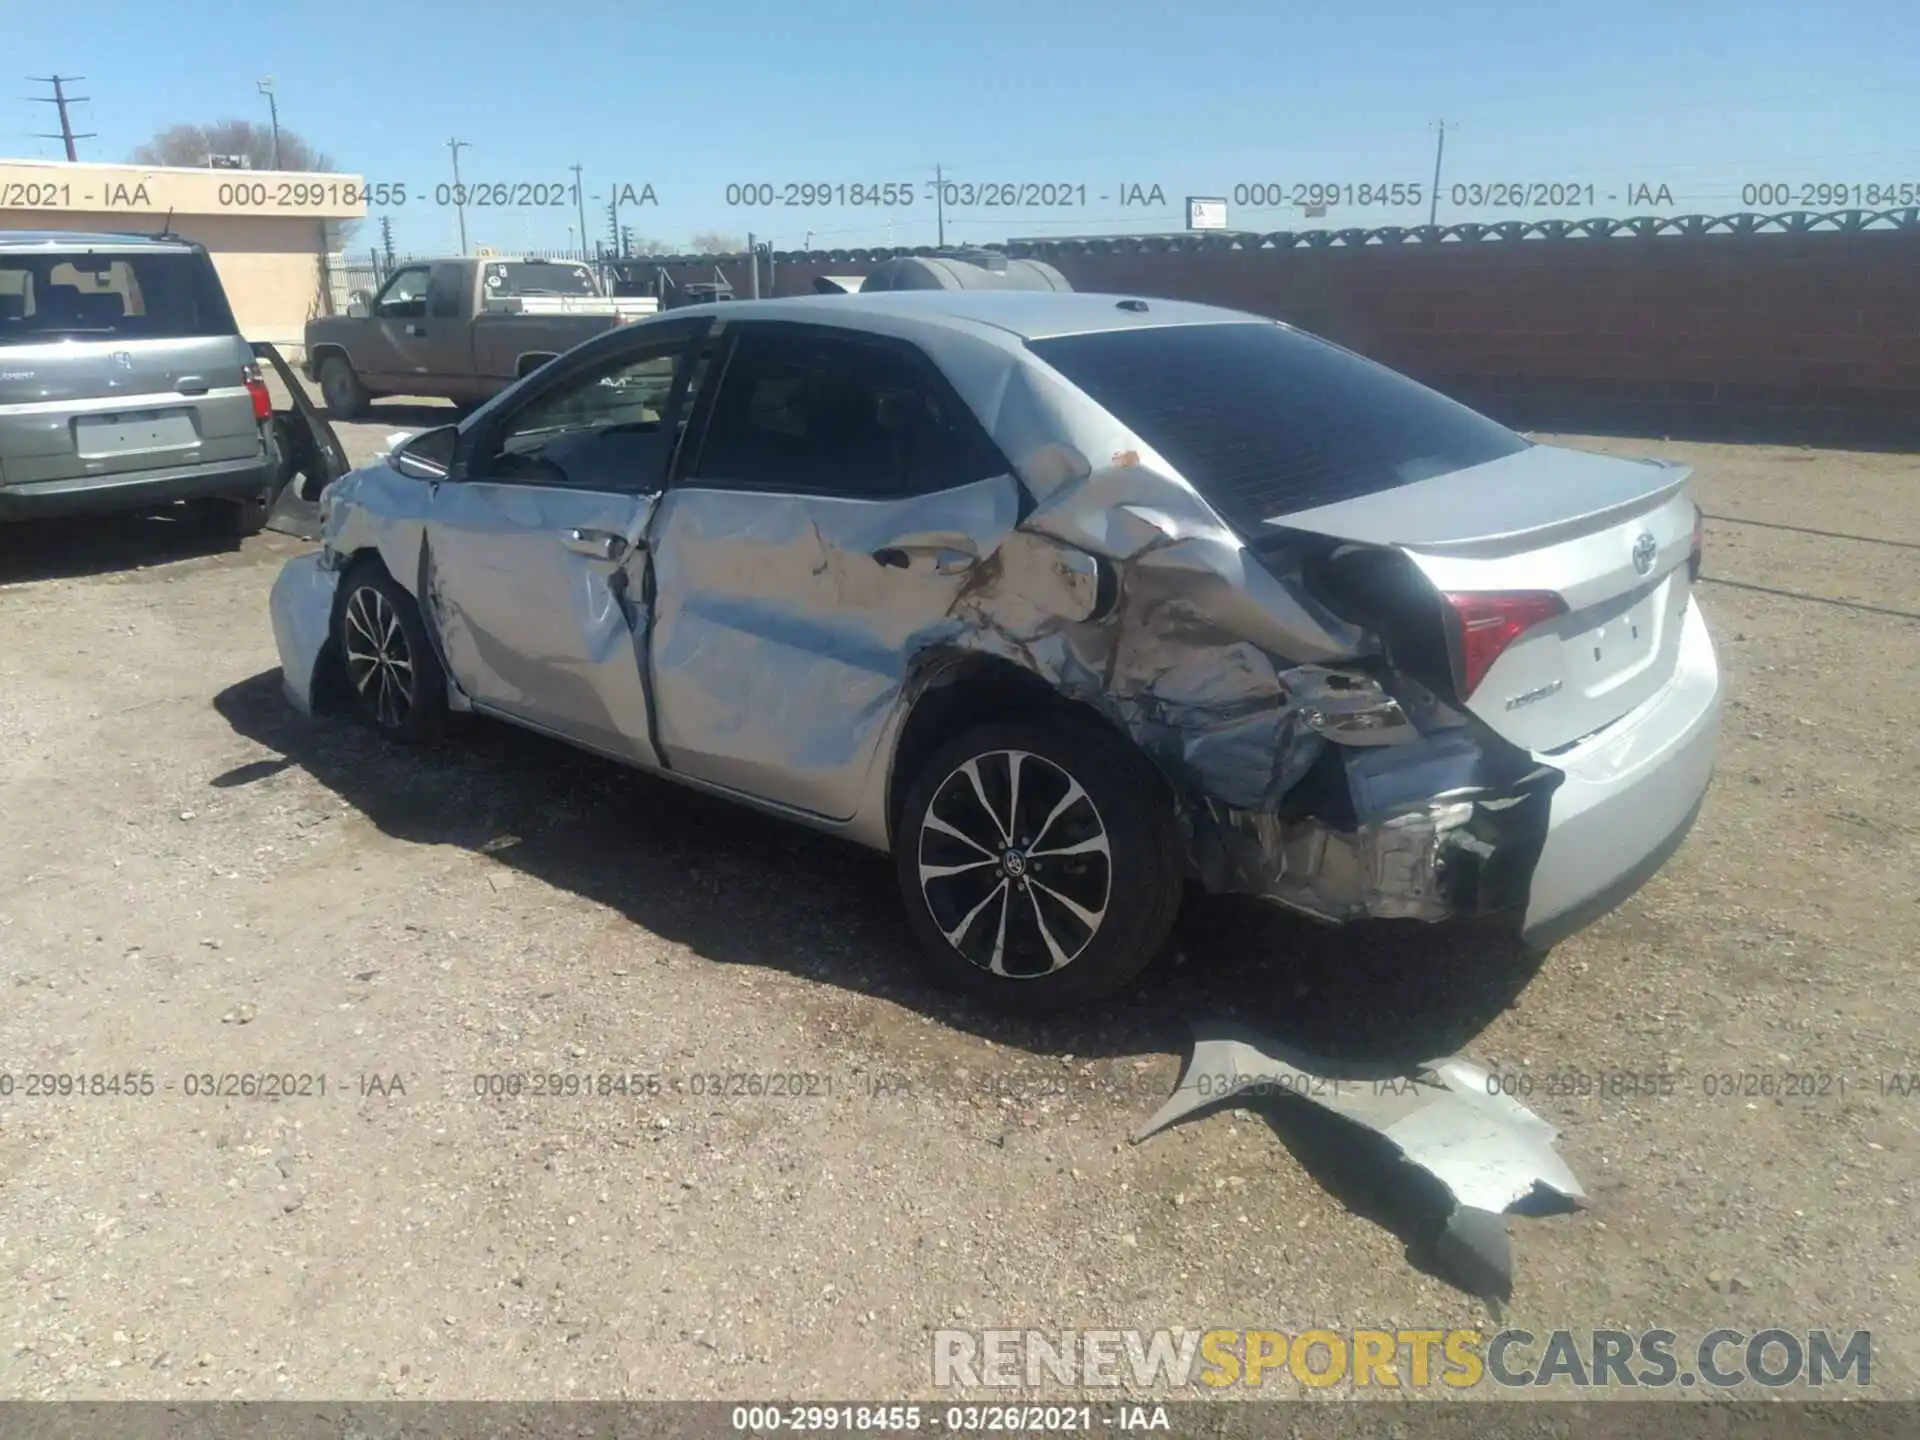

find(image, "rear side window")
[688,322,1008,498]
[0,250,238,344]
[1026,322,1528,528]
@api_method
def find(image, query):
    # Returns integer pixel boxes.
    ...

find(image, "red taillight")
[1444,591,1567,698]
[1688,503,1704,582]
[244,363,272,421]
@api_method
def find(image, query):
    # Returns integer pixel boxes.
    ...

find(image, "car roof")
[703,289,1269,342]
[0,229,200,254]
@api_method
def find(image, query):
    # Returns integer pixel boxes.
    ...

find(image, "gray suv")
[0,231,280,535]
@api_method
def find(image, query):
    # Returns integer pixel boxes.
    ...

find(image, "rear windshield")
[1026,322,1529,528]
[0,250,239,345]
[483,262,598,298]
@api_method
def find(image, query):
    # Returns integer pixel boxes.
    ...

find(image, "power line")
[1428,120,1458,227]
[447,138,471,255]
[28,75,95,161]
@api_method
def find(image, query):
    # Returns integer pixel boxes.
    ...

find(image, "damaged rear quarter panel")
[881,331,1557,926]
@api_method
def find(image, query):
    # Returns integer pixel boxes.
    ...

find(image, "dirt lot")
[1,400,1916,1405]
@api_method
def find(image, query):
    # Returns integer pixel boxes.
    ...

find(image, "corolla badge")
[1631,531,1658,575]
[112,351,134,371]
[1505,679,1563,712]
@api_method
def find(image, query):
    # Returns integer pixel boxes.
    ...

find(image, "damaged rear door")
[422,318,710,765]
[645,319,1023,819]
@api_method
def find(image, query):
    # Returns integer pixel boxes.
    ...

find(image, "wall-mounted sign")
[1186,196,1229,230]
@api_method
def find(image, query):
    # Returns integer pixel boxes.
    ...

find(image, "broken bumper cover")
[1198,598,1718,940]
[1520,596,1720,948]
[269,551,339,715]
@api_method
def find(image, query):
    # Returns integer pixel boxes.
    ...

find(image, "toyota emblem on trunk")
[1632,532,1657,575]
[112,351,133,371]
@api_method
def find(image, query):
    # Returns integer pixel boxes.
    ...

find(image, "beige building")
[0,158,366,356]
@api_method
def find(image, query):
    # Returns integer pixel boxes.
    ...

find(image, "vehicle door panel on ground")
[0,241,270,523]
[360,265,433,391]
[424,320,709,763]
[646,319,1023,820]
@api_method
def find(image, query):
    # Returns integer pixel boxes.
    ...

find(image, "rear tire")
[893,717,1184,1014]
[331,559,448,743]
[318,355,369,420]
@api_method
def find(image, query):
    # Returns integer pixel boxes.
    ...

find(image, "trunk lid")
[1268,445,1698,754]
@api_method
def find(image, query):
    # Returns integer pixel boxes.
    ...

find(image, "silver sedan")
[271,291,1721,1012]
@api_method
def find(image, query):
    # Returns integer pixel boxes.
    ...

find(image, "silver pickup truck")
[303,257,657,417]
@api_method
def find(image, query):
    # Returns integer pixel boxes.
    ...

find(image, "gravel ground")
[0,396,1915,1406]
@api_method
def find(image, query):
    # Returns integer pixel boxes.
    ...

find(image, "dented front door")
[646,320,1024,820]
[422,324,705,765]
[428,482,660,763]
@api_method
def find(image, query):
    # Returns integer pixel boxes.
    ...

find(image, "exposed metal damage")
[1134,1018,1589,1300]
[898,415,1561,931]
[270,297,1725,950]
[284,373,1564,932]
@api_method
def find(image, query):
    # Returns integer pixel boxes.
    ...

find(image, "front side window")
[689,324,1005,498]
[374,268,430,319]
[480,339,694,492]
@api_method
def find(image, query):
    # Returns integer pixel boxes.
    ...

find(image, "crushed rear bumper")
[1198,597,1720,945]
[1519,596,1721,947]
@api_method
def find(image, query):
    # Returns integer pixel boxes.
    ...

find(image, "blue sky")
[8,0,1918,256]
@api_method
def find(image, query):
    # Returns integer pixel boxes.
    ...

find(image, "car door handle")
[405,324,427,337]
[561,527,629,561]
[872,545,976,575]
[174,375,208,394]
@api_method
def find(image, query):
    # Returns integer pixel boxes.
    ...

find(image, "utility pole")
[258,77,281,168]
[570,163,588,261]
[932,163,947,247]
[379,215,396,270]
[606,195,620,256]
[746,232,759,298]
[1427,120,1456,228]
[28,76,95,161]
[448,137,471,254]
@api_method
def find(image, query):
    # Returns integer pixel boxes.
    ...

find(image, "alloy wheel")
[341,584,415,730]
[916,749,1112,978]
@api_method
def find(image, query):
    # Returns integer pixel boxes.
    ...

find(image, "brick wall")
[649,227,1920,445]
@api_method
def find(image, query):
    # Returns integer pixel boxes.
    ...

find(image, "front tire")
[332,560,448,742]
[318,355,369,420]
[894,718,1184,1013]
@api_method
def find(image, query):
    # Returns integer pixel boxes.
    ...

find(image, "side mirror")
[346,291,372,319]
[391,424,460,480]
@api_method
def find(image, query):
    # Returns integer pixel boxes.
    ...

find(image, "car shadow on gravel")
[215,667,1551,1291]
[0,509,242,584]
[212,667,1545,1069]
